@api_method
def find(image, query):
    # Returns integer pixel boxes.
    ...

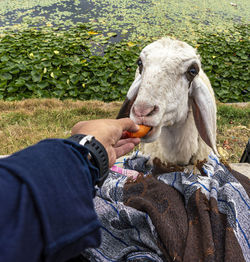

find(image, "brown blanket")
[124,169,249,262]
[82,155,250,262]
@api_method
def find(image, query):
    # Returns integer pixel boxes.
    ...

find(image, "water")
[0,0,248,41]
[0,0,93,28]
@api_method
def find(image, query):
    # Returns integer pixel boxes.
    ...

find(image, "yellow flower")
[87,31,98,35]
[54,50,60,55]
[82,83,86,88]
[50,72,55,78]
[212,56,216,59]
[127,41,135,47]
[29,53,34,58]
[43,68,47,74]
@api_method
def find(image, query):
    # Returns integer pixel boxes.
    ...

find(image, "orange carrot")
[124,125,151,138]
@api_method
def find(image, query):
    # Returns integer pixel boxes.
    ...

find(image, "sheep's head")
[117,38,202,143]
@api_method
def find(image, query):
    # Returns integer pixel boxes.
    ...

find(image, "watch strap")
[67,134,109,187]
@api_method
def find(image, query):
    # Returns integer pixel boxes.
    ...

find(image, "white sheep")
[117,37,218,165]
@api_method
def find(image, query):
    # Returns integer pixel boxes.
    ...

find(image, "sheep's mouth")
[142,126,153,137]
[145,126,154,136]
[141,126,157,141]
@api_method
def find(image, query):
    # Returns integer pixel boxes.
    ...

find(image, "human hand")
[71,118,140,167]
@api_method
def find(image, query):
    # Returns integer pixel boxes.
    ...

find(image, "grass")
[0,98,249,163]
[216,103,250,162]
[0,99,120,154]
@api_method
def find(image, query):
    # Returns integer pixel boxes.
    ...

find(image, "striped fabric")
[82,153,249,262]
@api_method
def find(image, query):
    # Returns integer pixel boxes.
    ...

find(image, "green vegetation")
[0,1,249,102]
[217,104,250,127]
[0,1,248,163]
[0,23,249,102]
[0,24,142,101]
[0,99,120,155]
[216,103,250,162]
[197,24,250,102]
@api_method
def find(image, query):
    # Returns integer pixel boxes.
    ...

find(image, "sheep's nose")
[133,104,159,117]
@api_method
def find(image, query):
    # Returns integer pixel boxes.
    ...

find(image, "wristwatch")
[67,134,109,187]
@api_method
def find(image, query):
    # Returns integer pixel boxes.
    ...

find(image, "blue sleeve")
[0,139,102,262]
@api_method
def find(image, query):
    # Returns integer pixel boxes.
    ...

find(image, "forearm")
[0,139,101,262]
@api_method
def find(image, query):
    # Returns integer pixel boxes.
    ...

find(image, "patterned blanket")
[82,154,250,262]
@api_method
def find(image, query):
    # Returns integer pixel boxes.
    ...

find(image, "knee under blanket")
[82,154,250,262]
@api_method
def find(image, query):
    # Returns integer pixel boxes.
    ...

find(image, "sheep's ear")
[116,75,141,119]
[189,76,218,155]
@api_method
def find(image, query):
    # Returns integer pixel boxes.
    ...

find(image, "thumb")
[117,118,139,132]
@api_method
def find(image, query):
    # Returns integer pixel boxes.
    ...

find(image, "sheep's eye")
[137,58,143,74]
[186,63,199,81]
[137,58,142,66]
[189,68,197,76]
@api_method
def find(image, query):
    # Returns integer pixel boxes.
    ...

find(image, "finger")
[117,118,139,132]
[114,138,140,148]
[107,148,117,167]
[114,143,136,159]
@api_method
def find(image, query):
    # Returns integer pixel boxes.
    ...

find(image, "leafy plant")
[197,24,250,102]
[0,23,249,102]
[0,24,143,101]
